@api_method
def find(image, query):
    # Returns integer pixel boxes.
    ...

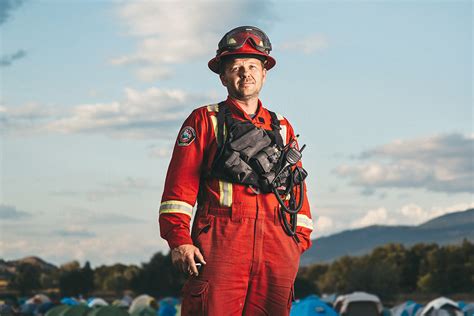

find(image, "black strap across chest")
[215,101,284,155]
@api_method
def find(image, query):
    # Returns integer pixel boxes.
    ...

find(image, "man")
[158,26,313,315]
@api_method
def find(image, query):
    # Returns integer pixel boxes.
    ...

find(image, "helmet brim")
[208,50,276,74]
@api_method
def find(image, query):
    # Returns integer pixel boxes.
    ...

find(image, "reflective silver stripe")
[208,104,220,144]
[274,112,287,145]
[208,103,232,207]
[206,104,219,112]
[159,200,193,217]
[280,124,287,145]
[219,180,233,207]
[210,115,218,140]
[297,214,314,230]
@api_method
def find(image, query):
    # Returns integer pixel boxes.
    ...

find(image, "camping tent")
[461,303,474,316]
[26,293,51,305]
[113,295,133,308]
[420,297,463,316]
[38,302,58,314]
[61,298,79,306]
[87,305,129,316]
[130,306,157,316]
[391,300,423,316]
[46,305,90,316]
[334,292,383,316]
[87,298,108,308]
[128,295,157,314]
[290,294,338,316]
[158,297,179,316]
[20,303,38,315]
[45,305,69,316]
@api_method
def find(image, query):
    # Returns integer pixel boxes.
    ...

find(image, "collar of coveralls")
[225,96,266,124]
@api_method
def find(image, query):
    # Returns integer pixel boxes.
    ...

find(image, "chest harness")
[210,102,308,236]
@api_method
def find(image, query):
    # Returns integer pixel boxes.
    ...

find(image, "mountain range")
[300,208,474,266]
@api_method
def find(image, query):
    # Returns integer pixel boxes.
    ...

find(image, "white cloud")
[312,215,333,239]
[334,133,473,194]
[279,34,329,54]
[2,87,212,139]
[348,202,474,230]
[350,207,397,228]
[112,0,275,81]
[398,202,474,224]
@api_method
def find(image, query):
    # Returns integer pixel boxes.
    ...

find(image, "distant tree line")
[7,240,473,299]
[7,253,185,298]
[294,239,474,300]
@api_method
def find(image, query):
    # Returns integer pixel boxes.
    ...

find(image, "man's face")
[219,57,267,101]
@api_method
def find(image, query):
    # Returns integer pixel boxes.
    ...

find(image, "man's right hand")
[171,244,206,277]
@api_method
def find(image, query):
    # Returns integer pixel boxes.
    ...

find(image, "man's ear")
[219,73,228,87]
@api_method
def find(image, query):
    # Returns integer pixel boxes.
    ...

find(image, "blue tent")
[158,297,179,316]
[391,300,423,316]
[458,302,474,316]
[291,295,338,316]
[61,298,79,306]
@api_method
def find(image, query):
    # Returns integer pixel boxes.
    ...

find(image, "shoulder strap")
[214,101,234,166]
[268,110,284,147]
[216,101,226,148]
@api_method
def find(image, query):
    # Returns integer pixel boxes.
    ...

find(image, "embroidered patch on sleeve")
[177,126,196,146]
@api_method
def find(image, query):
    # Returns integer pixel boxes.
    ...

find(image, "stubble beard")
[233,91,259,101]
[231,83,261,101]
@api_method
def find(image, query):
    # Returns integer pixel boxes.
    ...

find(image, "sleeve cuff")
[166,232,194,249]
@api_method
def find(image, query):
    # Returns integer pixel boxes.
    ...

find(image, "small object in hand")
[195,263,202,270]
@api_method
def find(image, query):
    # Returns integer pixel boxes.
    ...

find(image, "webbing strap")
[214,102,231,165]
[268,110,284,147]
[216,101,226,147]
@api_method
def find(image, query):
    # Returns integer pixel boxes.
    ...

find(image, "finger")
[180,261,188,274]
[194,248,206,265]
[187,256,199,276]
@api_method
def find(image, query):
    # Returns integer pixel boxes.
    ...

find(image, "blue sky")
[0,0,472,266]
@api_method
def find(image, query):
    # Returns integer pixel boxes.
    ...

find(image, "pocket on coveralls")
[191,216,213,257]
[181,279,209,316]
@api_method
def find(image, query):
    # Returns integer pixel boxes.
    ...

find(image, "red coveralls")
[159,97,313,316]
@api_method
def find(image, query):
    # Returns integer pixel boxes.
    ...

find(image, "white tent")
[25,294,51,305]
[128,294,157,314]
[88,298,109,308]
[420,297,463,316]
[334,292,383,316]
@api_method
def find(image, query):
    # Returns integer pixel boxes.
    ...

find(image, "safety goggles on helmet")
[217,26,272,54]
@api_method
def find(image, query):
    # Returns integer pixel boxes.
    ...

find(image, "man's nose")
[239,67,250,77]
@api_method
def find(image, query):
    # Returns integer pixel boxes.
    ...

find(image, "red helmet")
[208,26,276,74]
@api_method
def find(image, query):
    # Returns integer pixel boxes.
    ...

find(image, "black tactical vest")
[210,102,284,192]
